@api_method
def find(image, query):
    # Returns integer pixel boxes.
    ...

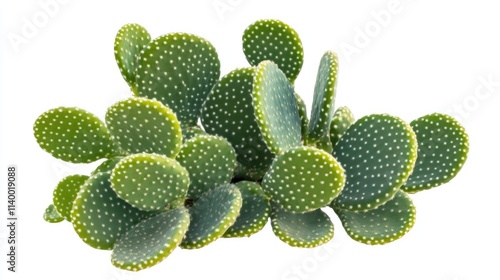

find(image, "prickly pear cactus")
[34,19,470,272]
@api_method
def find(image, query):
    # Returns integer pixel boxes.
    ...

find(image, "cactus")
[35,19,470,272]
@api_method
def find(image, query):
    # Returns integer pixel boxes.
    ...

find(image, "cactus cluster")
[35,19,469,271]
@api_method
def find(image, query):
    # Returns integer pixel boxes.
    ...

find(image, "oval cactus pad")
[308,51,339,142]
[243,19,304,82]
[181,185,242,249]
[201,67,274,172]
[262,146,346,213]
[330,106,355,147]
[53,174,89,221]
[114,23,151,93]
[176,135,236,199]
[71,172,146,250]
[136,33,220,125]
[271,203,334,248]
[110,153,190,211]
[111,207,190,271]
[224,181,270,238]
[43,204,64,223]
[335,190,416,245]
[332,114,418,211]
[402,113,469,193]
[33,107,118,163]
[106,97,182,157]
[252,61,302,155]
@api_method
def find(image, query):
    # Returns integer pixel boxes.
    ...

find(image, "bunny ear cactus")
[35,19,470,272]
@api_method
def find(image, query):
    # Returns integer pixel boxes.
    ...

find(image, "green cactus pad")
[330,106,355,147]
[71,172,146,250]
[33,107,118,163]
[295,93,309,143]
[136,33,220,126]
[114,23,151,93]
[271,203,334,248]
[331,114,418,211]
[201,67,274,172]
[308,51,339,143]
[43,204,64,223]
[110,153,190,211]
[106,97,182,157]
[252,61,302,155]
[111,207,190,271]
[91,157,124,175]
[335,190,416,245]
[53,175,89,221]
[223,181,270,238]
[181,185,242,249]
[243,19,304,82]
[182,126,206,142]
[176,135,236,199]
[402,113,469,193]
[262,146,345,213]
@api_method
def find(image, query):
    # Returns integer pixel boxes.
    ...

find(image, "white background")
[1,0,499,279]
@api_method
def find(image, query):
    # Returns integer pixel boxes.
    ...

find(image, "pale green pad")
[262,146,345,213]
[106,97,182,157]
[110,153,189,211]
[43,204,64,223]
[53,175,89,221]
[33,107,118,163]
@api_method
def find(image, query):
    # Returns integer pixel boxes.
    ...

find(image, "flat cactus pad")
[271,203,334,248]
[43,204,64,223]
[329,106,355,148]
[53,174,89,221]
[402,113,469,193]
[335,190,416,245]
[181,185,242,249]
[110,153,190,211]
[111,207,190,271]
[106,97,182,157]
[33,107,118,163]
[332,114,418,211]
[262,146,345,213]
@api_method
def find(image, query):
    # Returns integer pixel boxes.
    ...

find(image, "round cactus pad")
[271,203,334,248]
[176,135,236,199]
[136,33,220,125]
[331,114,418,211]
[252,61,302,155]
[330,106,355,147]
[262,146,346,213]
[223,181,270,238]
[201,67,274,172]
[308,51,339,142]
[114,23,151,93]
[402,113,469,193]
[243,19,304,82]
[181,185,242,249]
[71,172,146,250]
[106,97,182,157]
[33,107,118,163]
[43,204,64,223]
[53,175,89,221]
[110,153,190,211]
[336,190,416,245]
[111,207,190,271]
